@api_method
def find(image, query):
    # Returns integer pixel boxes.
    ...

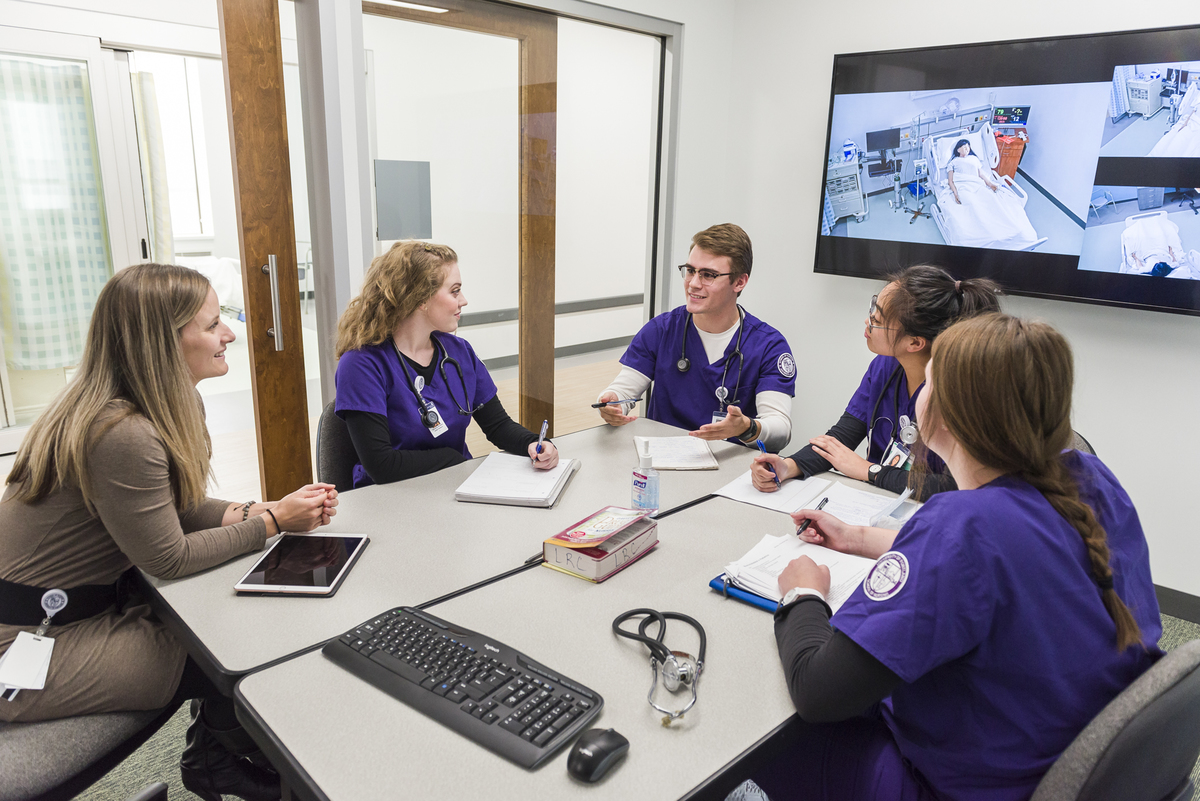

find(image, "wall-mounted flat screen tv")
[815,24,1200,316]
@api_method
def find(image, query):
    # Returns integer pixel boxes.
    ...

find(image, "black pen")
[796,497,829,536]
[591,398,639,408]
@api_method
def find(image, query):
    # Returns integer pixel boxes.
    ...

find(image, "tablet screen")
[235,535,367,593]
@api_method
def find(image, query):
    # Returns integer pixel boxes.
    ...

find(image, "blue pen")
[535,419,548,457]
[756,439,780,488]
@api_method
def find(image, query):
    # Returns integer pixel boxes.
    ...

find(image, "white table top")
[146,419,754,676]
[234,492,846,800]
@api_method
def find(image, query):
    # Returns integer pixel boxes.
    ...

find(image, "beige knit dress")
[0,404,268,722]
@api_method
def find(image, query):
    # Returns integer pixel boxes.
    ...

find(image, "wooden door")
[217,0,311,499]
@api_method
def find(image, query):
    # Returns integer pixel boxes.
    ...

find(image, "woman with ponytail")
[751,264,999,500]
[755,313,1160,801]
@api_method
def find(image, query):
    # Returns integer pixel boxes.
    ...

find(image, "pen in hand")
[534,419,548,459]
[796,497,829,537]
[755,439,780,488]
[590,398,639,408]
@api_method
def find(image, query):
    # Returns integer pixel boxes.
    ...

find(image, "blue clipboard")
[708,573,777,613]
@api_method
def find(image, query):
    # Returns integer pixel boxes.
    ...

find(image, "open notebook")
[454,452,581,508]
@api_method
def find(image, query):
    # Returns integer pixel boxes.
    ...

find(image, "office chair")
[1031,640,1200,801]
[317,400,358,493]
[0,701,182,801]
[1071,430,1097,456]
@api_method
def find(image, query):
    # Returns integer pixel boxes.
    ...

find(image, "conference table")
[205,422,906,800]
[141,419,753,695]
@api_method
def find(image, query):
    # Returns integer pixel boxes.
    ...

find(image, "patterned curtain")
[1110,65,1136,121]
[0,54,112,371]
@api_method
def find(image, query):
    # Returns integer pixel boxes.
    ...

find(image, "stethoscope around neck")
[392,335,483,429]
[676,305,746,409]
[613,608,706,727]
[868,364,920,452]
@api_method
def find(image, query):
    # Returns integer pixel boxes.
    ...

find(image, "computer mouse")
[566,727,629,783]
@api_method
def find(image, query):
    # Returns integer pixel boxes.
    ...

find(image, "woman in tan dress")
[0,263,337,800]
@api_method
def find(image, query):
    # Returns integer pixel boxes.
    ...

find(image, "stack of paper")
[632,436,718,470]
[722,534,876,613]
[454,452,580,507]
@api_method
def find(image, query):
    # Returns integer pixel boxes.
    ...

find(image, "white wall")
[728,0,1200,595]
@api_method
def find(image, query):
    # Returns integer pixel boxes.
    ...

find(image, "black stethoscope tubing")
[676,306,747,408]
[867,364,906,455]
[392,335,482,423]
[612,608,707,665]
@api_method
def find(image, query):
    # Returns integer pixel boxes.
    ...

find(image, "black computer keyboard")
[322,606,604,769]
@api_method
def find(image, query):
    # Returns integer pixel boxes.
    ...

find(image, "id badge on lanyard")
[712,386,730,425]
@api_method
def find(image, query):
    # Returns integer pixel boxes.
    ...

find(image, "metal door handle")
[261,255,284,351]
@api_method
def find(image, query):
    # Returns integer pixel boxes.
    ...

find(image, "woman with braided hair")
[754,312,1160,801]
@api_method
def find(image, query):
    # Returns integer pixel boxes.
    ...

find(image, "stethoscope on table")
[676,305,747,411]
[613,608,706,727]
[867,365,920,451]
[392,335,484,430]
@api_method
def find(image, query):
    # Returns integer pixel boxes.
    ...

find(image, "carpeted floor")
[74,614,1200,800]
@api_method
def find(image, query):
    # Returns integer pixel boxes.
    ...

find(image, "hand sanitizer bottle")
[632,442,659,512]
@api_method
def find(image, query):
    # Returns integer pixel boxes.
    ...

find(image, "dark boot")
[180,700,281,801]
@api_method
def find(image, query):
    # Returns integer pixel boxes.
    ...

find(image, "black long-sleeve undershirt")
[773,598,903,722]
[343,396,540,485]
[787,412,957,501]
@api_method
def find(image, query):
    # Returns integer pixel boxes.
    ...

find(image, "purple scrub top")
[619,305,795,442]
[334,333,497,488]
[833,451,1162,801]
[845,354,946,474]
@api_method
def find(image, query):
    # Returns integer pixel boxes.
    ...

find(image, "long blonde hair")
[335,241,457,357]
[927,313,1142,651]
[7,263,213,513]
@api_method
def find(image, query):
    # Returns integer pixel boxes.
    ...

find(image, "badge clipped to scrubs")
[0,589,66,701]
[711,387,730,425]
[413,375,449,438]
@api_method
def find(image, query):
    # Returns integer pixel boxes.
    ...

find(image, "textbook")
[454,452,581,508]
[543,517,658,582]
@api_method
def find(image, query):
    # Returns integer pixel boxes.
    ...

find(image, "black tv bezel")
[814,23,1200,318]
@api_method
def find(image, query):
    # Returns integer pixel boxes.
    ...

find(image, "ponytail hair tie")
[1096,574,1114,591]
[954,280,962,293]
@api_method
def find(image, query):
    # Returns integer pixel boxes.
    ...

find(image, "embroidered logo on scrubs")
[863,551,909,602]
[777,353,796,378]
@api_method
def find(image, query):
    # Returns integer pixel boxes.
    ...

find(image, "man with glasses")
[597,223,795,450]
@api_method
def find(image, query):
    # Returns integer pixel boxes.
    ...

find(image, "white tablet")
[234,534,369,596]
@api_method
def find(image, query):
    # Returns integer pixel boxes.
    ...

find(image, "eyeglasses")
[867,294,898,333]
[678,264,733,286]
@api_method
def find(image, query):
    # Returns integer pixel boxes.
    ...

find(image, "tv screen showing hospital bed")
[815,24,1200,317]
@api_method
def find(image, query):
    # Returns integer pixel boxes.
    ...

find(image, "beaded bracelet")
[241,500,256,521]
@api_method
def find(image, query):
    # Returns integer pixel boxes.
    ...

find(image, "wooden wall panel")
[217,0,313,499]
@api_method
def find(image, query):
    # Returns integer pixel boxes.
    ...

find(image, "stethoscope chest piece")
[898,414,918,445]
[676,356,691,373]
